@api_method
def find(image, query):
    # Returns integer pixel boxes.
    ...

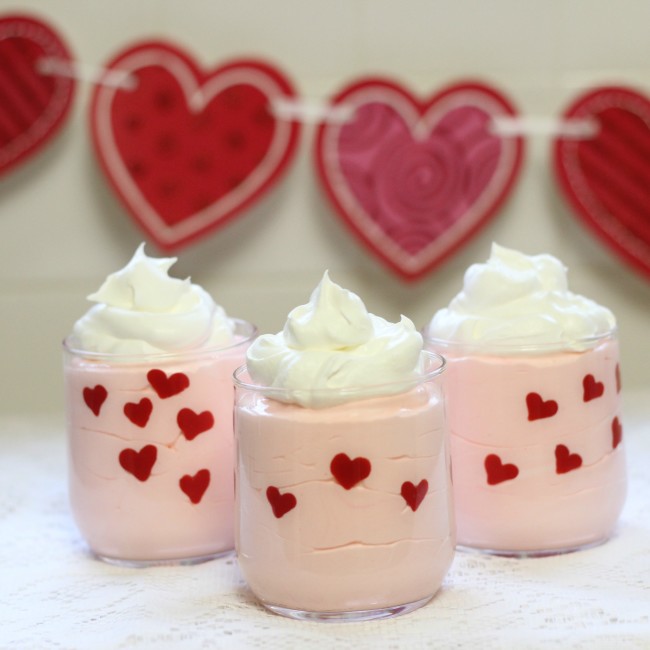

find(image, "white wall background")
[2,0,650,415]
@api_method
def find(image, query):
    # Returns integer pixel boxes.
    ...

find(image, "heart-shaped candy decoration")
[123,397,153,427]
[315,79,524,281]
[266,486,297,519]
[90,41,301,250]
[177,408,214,441]
[555,444,582,475]
[330,452,372,490]
[83,385,107,416]
[554,86,650,281]
[612,417,623,449]
[119,444,157,482]
[484,454,519,485]
[526,392,558,421]
[147,368,189,398]
[401,479,428,512]
[582,374,604,402]
[0,14,75,178]
[179,468,210,504]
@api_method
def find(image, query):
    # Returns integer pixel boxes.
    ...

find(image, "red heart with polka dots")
[90,41,300,250]
[0,14,75,178]
[315,79,524,281]
[179,469,210,504]
[119,444,157,482]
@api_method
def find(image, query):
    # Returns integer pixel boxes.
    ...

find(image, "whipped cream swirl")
[70,243,235,354]
[426,243,616,352]
[246,271,424,407]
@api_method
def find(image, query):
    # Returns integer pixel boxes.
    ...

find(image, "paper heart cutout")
[179,468,210,504]
[315,79,524,281]
[401,479,428,512]
[582,374,604,402]
[147,369,189,398]
[526,392,558,421]
[123,397,153,427]
[266,486,297,519]
[0,14,75,178]
[83,385,107,416]
[612,416,623,449]
[554,86,650,281]
[555,444,582,474]
[484,454,519,485]
[330,452,372,490]
[119,444,157,481]
[177,408,214,441]
[90,41,300,250]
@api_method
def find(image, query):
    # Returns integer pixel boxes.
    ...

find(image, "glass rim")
[232,349,446,400]
[63,318,257,362]
[423,327,617,355]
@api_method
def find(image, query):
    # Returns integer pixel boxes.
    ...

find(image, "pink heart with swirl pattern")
[315,79,524,281]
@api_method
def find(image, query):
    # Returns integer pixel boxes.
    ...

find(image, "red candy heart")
[90,42,300,251]
[119,444,157,481]
[266,486,297,519]
[123,397,153,427]
[582,374,604,402]
[526,392,558,421]
[484,454,519,485]
[555,444,582,474]
[177,408,214,440]
[401,479,429,512]
[612,417,623,449]
[0,14,75,178]
[147,369,189,398]
[179,469,210,504]
[315,79,524,281]
[330,452,372,490]
[554,86,650,280]
[83,385,107,416]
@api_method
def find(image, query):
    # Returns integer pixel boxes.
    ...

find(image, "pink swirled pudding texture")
[65,244,253,562]
[236,272,454,612]
[425,244,626,552]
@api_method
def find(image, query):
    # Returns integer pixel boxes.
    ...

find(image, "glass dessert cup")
[63,319,256,567]
[425,331,626,557]
[233,351,455,622]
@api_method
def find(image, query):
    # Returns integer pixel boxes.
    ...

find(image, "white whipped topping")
[426,243,616,351]
[71,243,235,354]
[246,271,424,407]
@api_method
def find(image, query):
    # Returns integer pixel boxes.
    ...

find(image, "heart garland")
[90,41,301,251]
[0,14,75,178]
[314,78,525,281]
[554,86,650,281]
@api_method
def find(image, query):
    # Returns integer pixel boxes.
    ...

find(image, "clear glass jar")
[233,350,454,621]
[425,331,626,556]
[63,319,256,566]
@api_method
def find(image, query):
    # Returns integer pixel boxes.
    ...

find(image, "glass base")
[456,535,609,559]
[262,594,433,622]
[94,548,234,568]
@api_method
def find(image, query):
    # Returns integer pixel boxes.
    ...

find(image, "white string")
[490,115,599,139]
[269,97,354,124]
[36,56,137,90]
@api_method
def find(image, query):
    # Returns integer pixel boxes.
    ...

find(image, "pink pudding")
[63,244,256,565]
[431,335,625,554]
[65,331,252,564]
[425,243,627,555]
[234,271,454,621]
[234,369,453,616]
